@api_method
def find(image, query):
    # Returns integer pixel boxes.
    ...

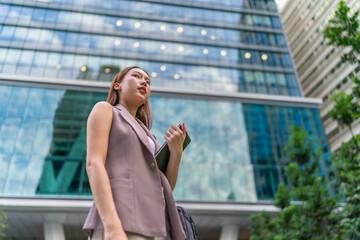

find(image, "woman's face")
[115,68,151,108]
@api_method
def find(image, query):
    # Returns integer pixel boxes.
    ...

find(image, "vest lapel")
[136,119,162,154]
[114,104,153,156]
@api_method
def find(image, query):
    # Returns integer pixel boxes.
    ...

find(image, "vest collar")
[114,104,160,155]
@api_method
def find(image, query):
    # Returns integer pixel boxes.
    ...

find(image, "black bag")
[176,206,197,240]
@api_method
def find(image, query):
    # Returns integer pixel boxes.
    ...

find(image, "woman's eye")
[147,81,151,85]
[134,74,140,78]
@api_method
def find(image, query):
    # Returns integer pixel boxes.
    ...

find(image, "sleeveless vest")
[83,104,186,240]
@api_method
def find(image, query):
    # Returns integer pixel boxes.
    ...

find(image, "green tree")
[0,206,6,239]
[251,1,360,239]
[250,127,342,240]
[323,0,360,65]
[324,1,360,238]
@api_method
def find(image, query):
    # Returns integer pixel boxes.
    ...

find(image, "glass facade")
[0,86,330,201]
[1,2,281,28]
[0,1,300,96]
[0,0,330,203]
[0,27,291,67]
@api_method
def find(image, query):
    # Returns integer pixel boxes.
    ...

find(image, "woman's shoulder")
[92,101,114,112]
[89,101,113,120]
[93,101,113,109]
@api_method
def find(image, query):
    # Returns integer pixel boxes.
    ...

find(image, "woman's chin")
[134,97,146,108]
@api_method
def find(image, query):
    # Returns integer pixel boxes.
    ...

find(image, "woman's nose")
[140,79,147,86]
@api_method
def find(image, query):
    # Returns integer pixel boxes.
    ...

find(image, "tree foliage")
[0,206,6,239]
[250,127,342,240]
[323,0,360,64]
[324,1,360,237]
[250,1,360,239]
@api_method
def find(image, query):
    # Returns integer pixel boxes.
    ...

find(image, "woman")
[83,66,187,240]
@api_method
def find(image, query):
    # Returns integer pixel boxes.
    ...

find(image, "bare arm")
[86,101,127,240]
[165,122,186,191]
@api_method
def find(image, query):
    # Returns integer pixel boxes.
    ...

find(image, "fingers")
[171,124,180,132]
[165,130,171,138]
[181,122,186,135]
[164,123,187,141]
[169,124,181,135]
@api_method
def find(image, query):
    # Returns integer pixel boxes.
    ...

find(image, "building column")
[44,222,65,240]
[220,225,239,240]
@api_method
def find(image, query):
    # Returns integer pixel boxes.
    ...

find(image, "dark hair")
[106,66,153,129]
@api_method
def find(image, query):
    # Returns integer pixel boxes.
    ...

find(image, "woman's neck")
[119,102,138,118]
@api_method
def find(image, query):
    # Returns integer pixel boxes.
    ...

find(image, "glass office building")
[0,0,330,239]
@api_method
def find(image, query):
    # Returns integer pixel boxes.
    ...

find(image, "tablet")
[155,124,191,174]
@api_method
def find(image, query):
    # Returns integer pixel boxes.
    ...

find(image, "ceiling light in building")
[104,68,111,73]
[173,74,180,80]
[160,25,166,31]
[133,41,140,48]
[201,29,207,35]
[210,35,216,40]
[151,72,157,77]
[203,48,209,55]
[56,64,61,70]
[261,54,268,61]
[116,20,123,26]
[160,44,166,50]
[220,50,227,56]
[81,66,87,72]
[178,46,184,52]
[177,26,183,33]
[114,40,121,46]
[134,22,141,28]
[160,65,166,71]
[244,52,251,59]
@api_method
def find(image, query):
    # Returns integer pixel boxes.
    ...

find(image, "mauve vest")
[83,104,186,240]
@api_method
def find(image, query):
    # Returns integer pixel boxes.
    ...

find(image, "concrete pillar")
[220,225,239,240]
[44,222,65,240]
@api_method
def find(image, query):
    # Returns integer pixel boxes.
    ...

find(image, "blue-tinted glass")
[0,26,15,41]
[0,47,300,96]
[17,6,33,24]
[8,27,290,67]
[1,4,287,48]
[0,4,9,21]
[4,49,21,65]
[38,29,54,44]
[25,27,40,44]
[0,86,329,199]
[0,49,7,65]
[32,8,47,23]
[13,27,28,43]
[6,6,22,21]
[17,50,33,75]
[33,52,48,66]
[45,9,58,23]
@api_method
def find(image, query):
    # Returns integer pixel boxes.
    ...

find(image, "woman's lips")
[138,87,146,94]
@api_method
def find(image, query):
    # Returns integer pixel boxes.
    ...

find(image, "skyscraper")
[0,0,330,239]
[281,0,360,151]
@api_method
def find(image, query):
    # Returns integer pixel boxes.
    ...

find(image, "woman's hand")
[164,122,186,190]
[164,122,186,156]
[104,222,128,240]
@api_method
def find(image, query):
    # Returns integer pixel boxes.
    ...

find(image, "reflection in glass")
[0,47,300,96]
[0,86,330,200]
[2,4,288,48]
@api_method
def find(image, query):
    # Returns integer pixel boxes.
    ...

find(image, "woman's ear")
[114,82,121,91]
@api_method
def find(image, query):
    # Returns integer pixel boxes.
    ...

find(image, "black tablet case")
[155,131,191,174]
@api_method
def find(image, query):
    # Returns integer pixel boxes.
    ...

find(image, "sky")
[275,0,289,10]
